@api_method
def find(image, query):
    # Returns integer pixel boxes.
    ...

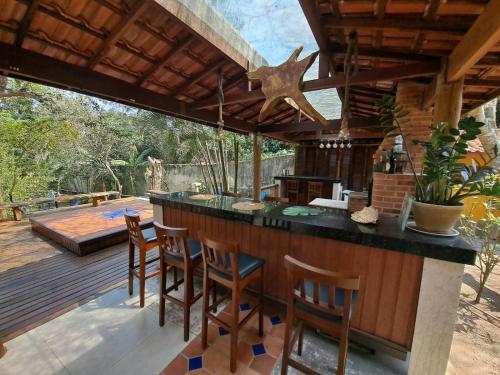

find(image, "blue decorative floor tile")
[270,316,281,325]
[218,326,229,336]
[188,356,203,371]
[240,303,251,312]
[252,343,266,356]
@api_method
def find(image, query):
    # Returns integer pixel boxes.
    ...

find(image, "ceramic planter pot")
[412,201,464,233]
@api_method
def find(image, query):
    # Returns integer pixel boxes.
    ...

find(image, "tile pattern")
[160,300,285,375]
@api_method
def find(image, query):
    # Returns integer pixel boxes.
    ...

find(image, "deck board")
[0,211,158,342]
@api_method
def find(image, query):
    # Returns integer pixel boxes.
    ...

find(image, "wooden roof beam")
[15,0,40,47]
[447,0,500,82]
[260,117,380,134]
[0,43,255,134]
[464,79,500,88]
[137,35,194,86]
[330,43,441,62]
[192,62,439,109]
[170,59,225,98]
[87,0,151,68]
[323,16,472,33]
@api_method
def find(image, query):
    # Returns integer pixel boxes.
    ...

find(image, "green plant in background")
[376,95,500,205]
[111,145,151,195]
[459,198,500,303]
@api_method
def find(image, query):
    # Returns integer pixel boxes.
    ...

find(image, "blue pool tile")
[218,326,229,336]
[240,303,251,312]
[270,316,281,325]
[188,356,203,371]
[252,343,266,356]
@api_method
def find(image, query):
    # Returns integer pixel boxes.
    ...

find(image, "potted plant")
[376,95,499,233]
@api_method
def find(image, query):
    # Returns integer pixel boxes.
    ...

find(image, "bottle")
[389,150,396,174]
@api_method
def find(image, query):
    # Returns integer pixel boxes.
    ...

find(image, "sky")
[207,0,341,119]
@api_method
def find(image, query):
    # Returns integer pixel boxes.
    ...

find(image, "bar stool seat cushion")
[210,252,265,281]
[142,227,157,244]
[295,280,358,323]
[165,239,203,261]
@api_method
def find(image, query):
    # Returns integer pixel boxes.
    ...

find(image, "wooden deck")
[0,215,157,342]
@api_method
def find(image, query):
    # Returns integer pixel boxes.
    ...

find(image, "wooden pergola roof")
[0,0,298,138]
[0,0,499,143]
[299,0,500,119]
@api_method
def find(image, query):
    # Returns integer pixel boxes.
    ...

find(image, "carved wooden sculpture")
[247,47,327,125]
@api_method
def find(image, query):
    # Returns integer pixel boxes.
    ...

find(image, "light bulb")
[326,142,331,149]
[347,141,352,149]
[340,142,345,149]
[319,142,324,149]
[333,140,338,149]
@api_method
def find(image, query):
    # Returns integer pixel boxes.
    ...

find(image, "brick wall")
[372,173,415,215]
[372,80,433,215]
[374,81,433,173]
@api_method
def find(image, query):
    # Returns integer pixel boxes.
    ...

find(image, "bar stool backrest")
[154,222,190,264]
[284,255,360,319]
[199,234,239,281]
[124,213,144,247]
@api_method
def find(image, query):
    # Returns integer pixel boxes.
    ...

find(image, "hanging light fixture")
[319,141,324,149]
[333,140,338,149]
[340,141,345,149]
[347,140,352,149]
[326,141,331,149]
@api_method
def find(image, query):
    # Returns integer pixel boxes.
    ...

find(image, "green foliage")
[415,119,499,205]
[459,199,500,303]
[376,94,499,205]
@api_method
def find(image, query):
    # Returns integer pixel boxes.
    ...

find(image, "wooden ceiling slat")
[260,117,380,134]
[15,0,39,47]
[323,15,473,33]
[447,0,500,81]
[136,35,194,86]
[87,0,151,69]
[170,59,225,98]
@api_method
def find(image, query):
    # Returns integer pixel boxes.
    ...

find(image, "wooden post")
[253,132,262,201]
[433,61,464,129]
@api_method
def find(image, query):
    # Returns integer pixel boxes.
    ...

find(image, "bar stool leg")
[258,271,264,337]
[281,302,294,375]
[183,268,193,342]
[139,250,146,308]
[297,323,304,356]
[201,271,210,349]
[128,241,135,296]
[230,288,240,373]
[159,258,167,326]
[211,280,217,313]
[337,328,349,375]
[174,266,179,291]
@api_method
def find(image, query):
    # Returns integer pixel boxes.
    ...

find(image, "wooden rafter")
[137,35,194,86]
[260,117,380,134]
[87,0,151,68]
[0,43,255,134]
[193,62,439,109]
[330,43,441,62]
[323,15,473,33]
[447,0,500,81]
[170,59,225,98]
[464,79,500,88]
[15,0,40,47]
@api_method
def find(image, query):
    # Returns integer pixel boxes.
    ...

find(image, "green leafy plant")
[111,145,151,195]
[459,199,500,303]
[376,95,500,205]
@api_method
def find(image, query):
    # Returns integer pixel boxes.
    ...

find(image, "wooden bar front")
[162,206,423,351]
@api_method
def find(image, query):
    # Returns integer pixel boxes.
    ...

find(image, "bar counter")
[150,191,478,367]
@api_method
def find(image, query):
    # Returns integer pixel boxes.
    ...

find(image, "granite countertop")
[150,191,478,265]
[274,175,342,183]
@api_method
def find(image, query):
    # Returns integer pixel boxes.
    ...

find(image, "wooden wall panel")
[163,207,423,350]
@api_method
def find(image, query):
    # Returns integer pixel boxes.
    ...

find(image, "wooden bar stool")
[155,222,214,342]
[307,181,323,203]
[125,213,168,308]
[199,234,265,373]
[286,180,300,204]
[281,255,360,375]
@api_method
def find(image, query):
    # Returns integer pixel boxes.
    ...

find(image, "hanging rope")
[216,69,224,139]
[339,31,358,140]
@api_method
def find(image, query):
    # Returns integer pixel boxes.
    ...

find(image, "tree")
[112,145,151,195]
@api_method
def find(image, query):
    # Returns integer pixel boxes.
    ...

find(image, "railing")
[261,183,279,197]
